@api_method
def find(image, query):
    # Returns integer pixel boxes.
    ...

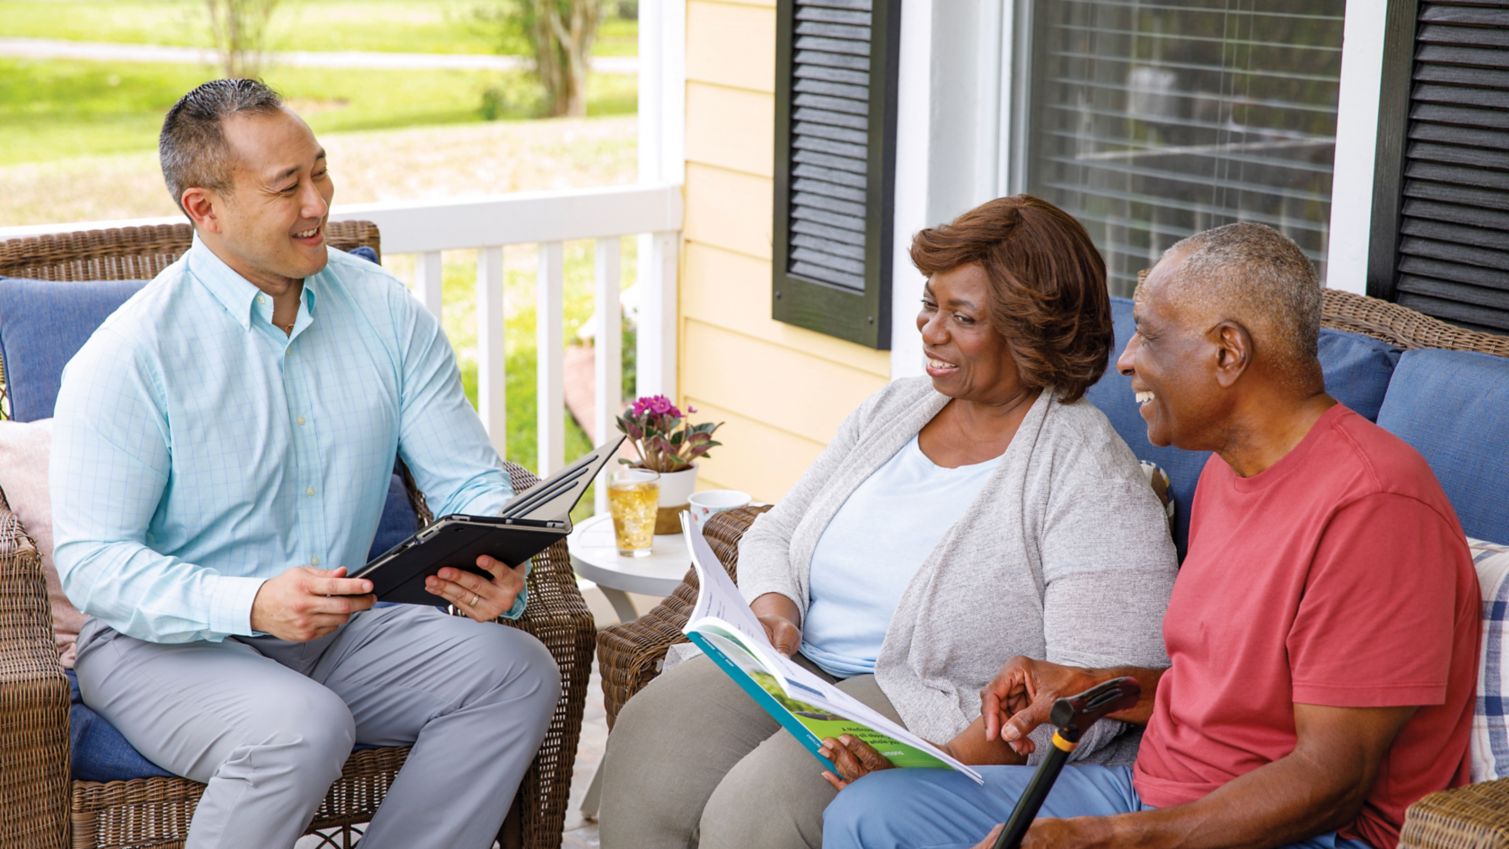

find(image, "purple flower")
[617,395,723,472]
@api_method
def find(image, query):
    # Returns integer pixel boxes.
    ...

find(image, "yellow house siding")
[686,2,776,93]
[679,0,891,501]
[680,402,826,503]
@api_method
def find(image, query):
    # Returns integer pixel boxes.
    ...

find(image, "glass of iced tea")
[607,469,659,557]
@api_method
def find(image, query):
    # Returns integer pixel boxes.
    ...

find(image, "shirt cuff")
[209,575,268,638]
[499,558,531,621]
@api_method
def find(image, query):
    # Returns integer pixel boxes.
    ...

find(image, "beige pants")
[597,652,904,849]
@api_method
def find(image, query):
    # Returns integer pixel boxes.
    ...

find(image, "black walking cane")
[988,676,1142,849]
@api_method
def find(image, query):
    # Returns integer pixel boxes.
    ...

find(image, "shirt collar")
[186,234,321,330]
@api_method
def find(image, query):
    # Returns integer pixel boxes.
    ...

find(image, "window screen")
[1016,0,1346,296]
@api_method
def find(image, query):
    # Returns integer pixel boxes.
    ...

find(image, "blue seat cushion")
[1376,349,1509,545]
[1317,328,1400,422]
[0,277,146,422]
[66,669,173,782]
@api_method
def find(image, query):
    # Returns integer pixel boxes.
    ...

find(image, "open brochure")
[679,514,983,783]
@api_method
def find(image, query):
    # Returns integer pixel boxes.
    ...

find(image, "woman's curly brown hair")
[910,195,1112,403]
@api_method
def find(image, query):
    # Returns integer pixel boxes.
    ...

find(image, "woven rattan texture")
[0,221,381,420]
[0,490,72,849]
[594,504,770,730]
[0,221,593,849]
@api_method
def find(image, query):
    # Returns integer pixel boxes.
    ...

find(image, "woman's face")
[916,263,1026,405]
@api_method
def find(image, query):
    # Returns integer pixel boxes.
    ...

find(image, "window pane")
[1018,0,1346,296]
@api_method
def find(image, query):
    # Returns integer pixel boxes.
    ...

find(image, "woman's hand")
[749,592,802,655]
[818,734,895,791]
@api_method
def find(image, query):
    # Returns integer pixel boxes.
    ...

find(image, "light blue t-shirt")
[800,436,1000,677]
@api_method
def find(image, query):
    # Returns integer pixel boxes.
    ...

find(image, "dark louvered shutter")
[1369,0,1509,335]
[772,0,900,350]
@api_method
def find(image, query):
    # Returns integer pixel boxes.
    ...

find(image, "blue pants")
[822,764,1372,849]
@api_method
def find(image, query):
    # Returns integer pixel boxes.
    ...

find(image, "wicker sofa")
[597,289,1509,849]
[0,221,596,849]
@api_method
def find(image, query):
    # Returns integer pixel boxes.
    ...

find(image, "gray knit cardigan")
[736,377,1177,761]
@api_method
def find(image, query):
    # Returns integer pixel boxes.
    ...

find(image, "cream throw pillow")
[0,418,85,667]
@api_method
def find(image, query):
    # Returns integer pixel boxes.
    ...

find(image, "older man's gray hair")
[159,79,284,215]
[1160,222,1323,385]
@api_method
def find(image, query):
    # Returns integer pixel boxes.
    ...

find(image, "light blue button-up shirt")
[51,238,519,644]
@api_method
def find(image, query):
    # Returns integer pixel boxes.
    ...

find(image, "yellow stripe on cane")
[1051,731,1078,753]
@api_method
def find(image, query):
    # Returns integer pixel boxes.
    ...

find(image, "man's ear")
[180,187,221,233]
[1212,320,1252,388]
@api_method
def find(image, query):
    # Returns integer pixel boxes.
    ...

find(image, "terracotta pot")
[649,465,698,534]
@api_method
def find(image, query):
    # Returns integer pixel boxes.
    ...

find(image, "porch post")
[635,0,685,401]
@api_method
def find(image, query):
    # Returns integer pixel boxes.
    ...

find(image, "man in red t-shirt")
[821,223,1478,849]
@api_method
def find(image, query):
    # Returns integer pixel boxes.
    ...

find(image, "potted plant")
[615,394,724,533]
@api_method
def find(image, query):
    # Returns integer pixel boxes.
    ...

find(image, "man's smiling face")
[207,108,334,290]
[1115,251,1228,450]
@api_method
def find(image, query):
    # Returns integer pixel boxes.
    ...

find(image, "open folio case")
[355,436,624,604]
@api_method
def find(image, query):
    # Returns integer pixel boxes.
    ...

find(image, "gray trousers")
[597,653,903,849]
[73,604,560,849]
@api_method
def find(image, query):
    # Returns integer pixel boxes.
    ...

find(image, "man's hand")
[250,566,375,642]
[425,554,525,622]
[750,592,802,656]
[981,657,1097,755]
[967,817,1114,849]
[818,734,896,791]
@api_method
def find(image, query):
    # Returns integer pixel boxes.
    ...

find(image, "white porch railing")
[0,182,683,514]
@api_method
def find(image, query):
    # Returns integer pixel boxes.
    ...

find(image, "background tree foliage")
[478,0,603,117]
[205,0,281,78]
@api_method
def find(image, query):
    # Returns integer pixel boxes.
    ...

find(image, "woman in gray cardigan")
[598,196,1177,849]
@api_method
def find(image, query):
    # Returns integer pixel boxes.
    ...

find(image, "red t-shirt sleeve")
[1287,493,1459,707]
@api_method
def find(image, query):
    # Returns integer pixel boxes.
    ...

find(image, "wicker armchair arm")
[0,496,71,849]
[1399,777,1509,849]
[596,504,771,728]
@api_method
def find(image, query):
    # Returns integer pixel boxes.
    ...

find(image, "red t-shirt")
[1132,405,1478,849]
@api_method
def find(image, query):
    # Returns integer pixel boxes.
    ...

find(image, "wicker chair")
[0,221,596,849]
[595,288,1509,849]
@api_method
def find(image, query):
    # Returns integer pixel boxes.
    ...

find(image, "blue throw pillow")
[369,471,420,561]
[1085,297,1212,560]
[347,245,379,265]
[65,669,174,782]
[1317,328,1400,422]
[0,277,145,421]
[1377,349,1509,545]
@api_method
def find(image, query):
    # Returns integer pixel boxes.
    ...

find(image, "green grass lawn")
[0,57,637,164]
[0,0,639,56]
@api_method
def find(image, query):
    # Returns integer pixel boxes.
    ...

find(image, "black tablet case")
[355,516,568,605]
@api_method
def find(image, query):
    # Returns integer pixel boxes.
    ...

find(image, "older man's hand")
[967,816,1112,849]
[981,657,1097,756]
[425,554,526,622]
[251,566,375,642]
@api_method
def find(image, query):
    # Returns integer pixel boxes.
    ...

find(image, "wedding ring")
[470,592,481,607]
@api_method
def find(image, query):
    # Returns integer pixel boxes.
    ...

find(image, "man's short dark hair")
[159,79,284,215]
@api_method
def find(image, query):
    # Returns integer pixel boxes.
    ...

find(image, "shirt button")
[310,556,321,566]
[306,486,316,496]
[296,416,306,426]
[257,295,268,305]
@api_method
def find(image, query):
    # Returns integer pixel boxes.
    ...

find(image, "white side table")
[570,513,692,821]
[568,513,690,624]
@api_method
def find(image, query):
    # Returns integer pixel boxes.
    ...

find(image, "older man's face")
[1115,253,1226,450]
[209,108,333,291]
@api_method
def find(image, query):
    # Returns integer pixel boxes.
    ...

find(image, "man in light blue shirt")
[52,79,559,849]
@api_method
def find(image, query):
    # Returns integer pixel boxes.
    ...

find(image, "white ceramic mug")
[687,489,752,524]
